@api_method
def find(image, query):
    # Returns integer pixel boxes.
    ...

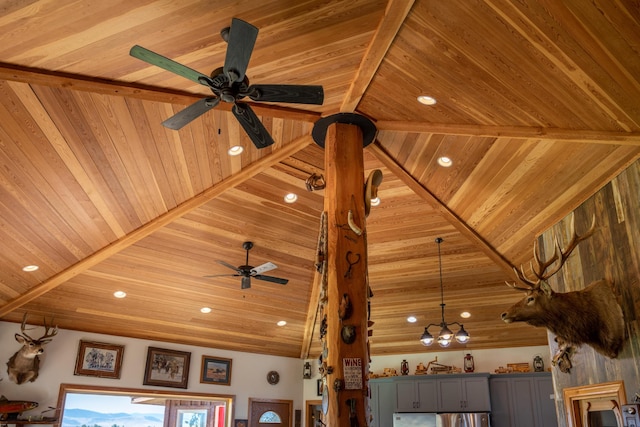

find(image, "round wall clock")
[267,370,280,385]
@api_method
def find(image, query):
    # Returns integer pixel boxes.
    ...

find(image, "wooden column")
[321,119,371,427]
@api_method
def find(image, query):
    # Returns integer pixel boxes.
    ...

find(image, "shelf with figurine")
[0,397,57,426]
[416,357,462,375]
[1,420,58,425]
[369,367,399,378]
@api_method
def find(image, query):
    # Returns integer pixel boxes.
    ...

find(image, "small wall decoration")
[234,420,248,427]
[266,370,280,385]
[200,355,232,386]
[317,379,324,396]
[74,340,124,379]
[143,347,191,389]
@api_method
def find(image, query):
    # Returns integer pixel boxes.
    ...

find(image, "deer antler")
[39,316,58,342]
[19,312,58,342]
[509,214,596,290]
[19,312,35,340]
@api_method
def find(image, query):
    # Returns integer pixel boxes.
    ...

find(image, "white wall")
[1,320,550,423]
[0,321,304,420]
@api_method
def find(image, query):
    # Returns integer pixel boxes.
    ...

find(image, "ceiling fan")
[130,18,324,149]
[205,241,289,289]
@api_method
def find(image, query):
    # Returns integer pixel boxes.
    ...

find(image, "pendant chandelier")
[420,237,470,347]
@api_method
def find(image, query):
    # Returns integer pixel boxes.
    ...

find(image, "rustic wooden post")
[313,113,377,427]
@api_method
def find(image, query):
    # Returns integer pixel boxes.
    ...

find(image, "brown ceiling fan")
[204,241,288,289]
[130,18,324,149]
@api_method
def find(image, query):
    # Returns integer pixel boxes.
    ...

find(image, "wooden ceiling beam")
[375,121,640,145]
[0,62,321,122]
[0,136,313,317]
[340,0,416,113]
[367,141,518,279]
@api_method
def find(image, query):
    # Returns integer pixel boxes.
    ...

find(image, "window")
[258,411,282,424]
[58,383,234,427]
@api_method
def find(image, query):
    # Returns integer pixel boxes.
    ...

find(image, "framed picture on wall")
[234,420,247,427]
[74,340,124,379]
[177,409,208,427]
[200,355,232,385]
[143,347,191,388]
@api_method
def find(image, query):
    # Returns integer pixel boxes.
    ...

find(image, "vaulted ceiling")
[0,0,638,359]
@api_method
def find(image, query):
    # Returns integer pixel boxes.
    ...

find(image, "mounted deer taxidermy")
[501,215,625,373]
[7,313,58,384]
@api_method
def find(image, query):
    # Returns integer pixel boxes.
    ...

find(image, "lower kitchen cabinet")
[489,372,558,427]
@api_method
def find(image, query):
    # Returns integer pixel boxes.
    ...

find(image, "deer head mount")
[7,313,58,384]
[501,215,625,373]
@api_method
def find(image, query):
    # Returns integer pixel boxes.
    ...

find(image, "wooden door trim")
[248,398,293,427]
[305,400,322,427]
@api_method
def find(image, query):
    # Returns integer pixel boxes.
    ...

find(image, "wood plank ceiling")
[0,0,638,359]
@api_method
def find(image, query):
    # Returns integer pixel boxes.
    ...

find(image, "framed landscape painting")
[74,340,124,379]
[143,347,191,389]
[200,355,232,385]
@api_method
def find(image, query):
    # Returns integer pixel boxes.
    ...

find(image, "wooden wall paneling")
[540,159,640,427]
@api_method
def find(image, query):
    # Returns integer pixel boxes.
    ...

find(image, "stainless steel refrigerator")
[436,413,490,427]
[392,412,490,427]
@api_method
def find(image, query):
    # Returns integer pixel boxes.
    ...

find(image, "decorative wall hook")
[306,173,326,191]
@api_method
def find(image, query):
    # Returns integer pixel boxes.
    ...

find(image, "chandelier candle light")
[420,237,470,347]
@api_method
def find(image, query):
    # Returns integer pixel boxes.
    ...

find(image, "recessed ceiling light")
[113,291,127,299]
[460,311,471,319]
[370,197,381,207]
[277,320,287,327]
[407,316,417,323]
[200,307,212,314]
[437,156,453,167]
[417,95,437,105]
[284,193,298,203]
[228,145,243,156]
[22,265,39,272]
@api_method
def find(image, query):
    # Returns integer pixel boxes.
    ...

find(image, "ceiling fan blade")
[241,276,252,289]
[216,260,241,273]
[130,45,211,85]
[232,103,274,149]
[203,273,239,278]
[223,18,258,83]
[162,97,220,130]
[251,262,277,275]
[248,85,324,105]
[254,275,289,285]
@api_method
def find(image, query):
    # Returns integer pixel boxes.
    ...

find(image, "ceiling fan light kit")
[130,18,324,149]
[204,241,288,289]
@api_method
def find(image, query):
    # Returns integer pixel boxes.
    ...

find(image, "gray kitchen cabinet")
[394,378,438,412]
[489,372,558,427]
[370,374,490,415]
[436,375,491,412]
[370,380,396,427]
